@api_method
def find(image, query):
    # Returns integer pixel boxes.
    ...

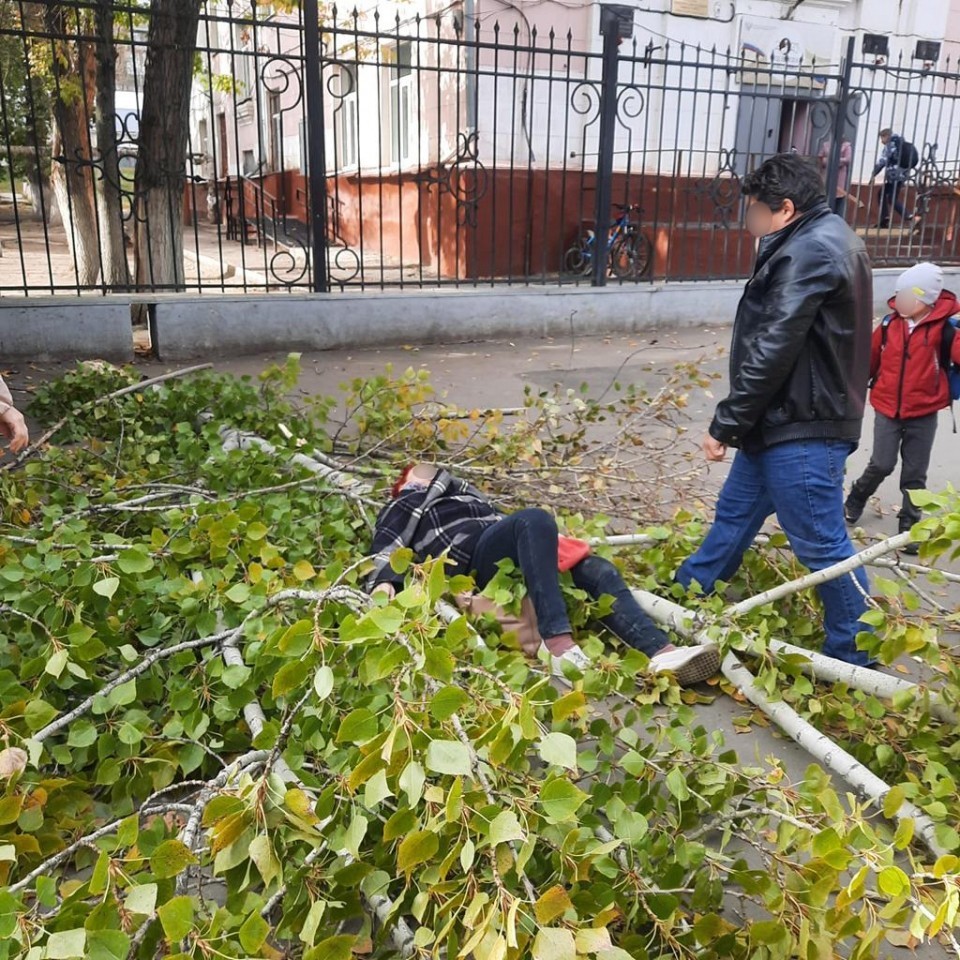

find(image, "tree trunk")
[45,5,101,287]
[134,0,201,291]
[93,1,130,289]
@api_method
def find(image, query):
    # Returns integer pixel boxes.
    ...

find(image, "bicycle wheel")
[563,231,594,277]
[610,231,653,279]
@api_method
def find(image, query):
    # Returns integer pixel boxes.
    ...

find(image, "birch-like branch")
[632,590,949,858]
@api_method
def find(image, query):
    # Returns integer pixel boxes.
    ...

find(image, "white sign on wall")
[739,15,837,69]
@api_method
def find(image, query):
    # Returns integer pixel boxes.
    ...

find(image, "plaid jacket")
[366,470,501,588]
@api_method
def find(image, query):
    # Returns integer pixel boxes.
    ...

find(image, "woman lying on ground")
[366,464,720,686]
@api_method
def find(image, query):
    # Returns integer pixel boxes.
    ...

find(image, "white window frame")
[338,67,358,169]
[389,41,415,167]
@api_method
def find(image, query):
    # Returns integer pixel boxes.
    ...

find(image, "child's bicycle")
[562,204,653,279]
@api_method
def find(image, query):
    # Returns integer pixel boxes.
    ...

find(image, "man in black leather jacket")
[676,154,875,666]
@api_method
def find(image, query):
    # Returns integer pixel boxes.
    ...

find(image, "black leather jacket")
[709,202,873,452]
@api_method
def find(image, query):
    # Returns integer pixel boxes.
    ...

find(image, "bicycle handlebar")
[613,203,641,212]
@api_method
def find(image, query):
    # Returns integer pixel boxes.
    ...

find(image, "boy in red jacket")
[844,262,960,551]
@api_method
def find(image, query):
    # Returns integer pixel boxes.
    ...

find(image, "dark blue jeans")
[676,439,872,666]
[471,508,670,656]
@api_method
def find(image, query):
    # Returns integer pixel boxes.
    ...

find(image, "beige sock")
[544,634,575,655]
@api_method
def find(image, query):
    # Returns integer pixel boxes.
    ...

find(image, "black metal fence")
[4,1,960,297]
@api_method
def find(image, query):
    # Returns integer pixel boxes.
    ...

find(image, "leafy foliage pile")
[0,360,958,960]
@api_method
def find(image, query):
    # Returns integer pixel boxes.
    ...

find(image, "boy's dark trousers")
[846,411,939,528]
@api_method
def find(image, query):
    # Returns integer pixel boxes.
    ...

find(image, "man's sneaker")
[649,643,721,686]
[844,499,863,525]
[539,642,591,678]
[901,540,920,556]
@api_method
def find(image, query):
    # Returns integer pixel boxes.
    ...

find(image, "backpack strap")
[870,314,895,388]
[942,317,959,434]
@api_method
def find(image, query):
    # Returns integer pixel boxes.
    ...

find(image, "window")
[234,23,253,97]
[338,66,358,168]
[268,91,283,170]
[242,149,257,175]
[389,41,414,166]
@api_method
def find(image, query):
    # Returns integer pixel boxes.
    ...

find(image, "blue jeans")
[471,508,670,656]
[676,439,872,666]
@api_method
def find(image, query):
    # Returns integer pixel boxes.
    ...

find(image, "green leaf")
[337,709,378,744]
[313,665,334,700]
[157,895,194,941]
[0,890,20,939]
[24,699,58,732]
[399,761,426,804]
[538,732,578,772]
[45,648,69,679]
[106,679,137,709]
[363,769,393,809]
[117,549,154,574]
[225,582,250,603]
[877,865,911,898]
[93,577,120,599]
[306,935,355,960]
[44,929,87,959]
[249,834,281,886]
[86,930,130,960]
[883,785,906,819]
[239,911,270,953]
[429,685,470,720]
[425,739,472,777]
[272,659,310,698]
[293,559,316,581]
[299,900,326,947]
[125,883,157,915]
[539,778,588,822]
[532,927,576,960]
[488,810,525,846]
[665,768,690,801]
[338,813,368,860]
[66,721,98,749]
[368,605,404,634]
[150,839,198,879]
[397,829,439,874]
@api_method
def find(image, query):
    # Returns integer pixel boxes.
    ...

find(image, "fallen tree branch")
[631,590,956,725]
[8,750,267,894]
[31,632,237,745]
[5,363,214,471]
[727,532,914,618]
[632,590,950,858]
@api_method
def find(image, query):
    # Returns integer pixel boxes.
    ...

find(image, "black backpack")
[900,140,920,169]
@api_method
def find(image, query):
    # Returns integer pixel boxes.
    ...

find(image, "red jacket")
[869,290,960,419]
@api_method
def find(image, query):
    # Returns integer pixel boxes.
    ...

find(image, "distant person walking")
[845,262,960,552]
[818,138,853,217]
[676,154,875,667]
[872,129,918,228]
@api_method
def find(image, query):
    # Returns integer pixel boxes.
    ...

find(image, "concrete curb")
[0,266,956,361]
[0,300,134,362]
[150,281,748,359]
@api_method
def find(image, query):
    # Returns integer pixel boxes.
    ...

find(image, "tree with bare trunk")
[133,0,201,291]
[92,0,130,289]
[44,2,102,287]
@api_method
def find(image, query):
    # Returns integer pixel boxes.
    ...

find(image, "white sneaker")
[539,642,592,678]
[649,643,720,686]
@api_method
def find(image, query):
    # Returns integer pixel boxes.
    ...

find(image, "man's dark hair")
[741,154,826,213]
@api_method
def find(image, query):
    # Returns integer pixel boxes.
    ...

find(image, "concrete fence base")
[0,267,955,362]
[0,299,135,362]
